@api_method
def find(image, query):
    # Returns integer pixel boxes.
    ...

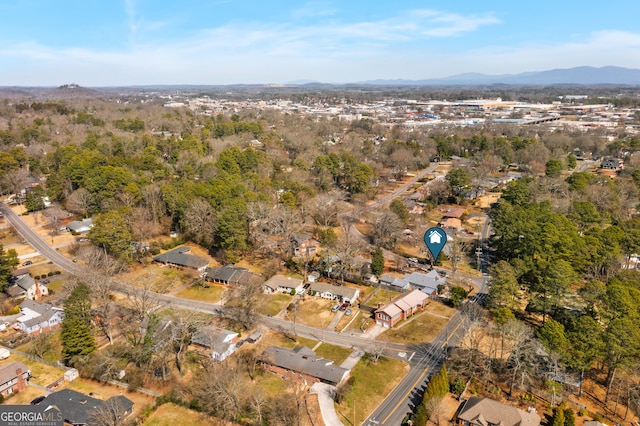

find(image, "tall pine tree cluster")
[413,365,449,425]
[61,283,96,365]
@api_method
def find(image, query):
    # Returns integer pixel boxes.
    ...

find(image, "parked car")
[30,396,46,405]
[331,304,340,312]
[339,302,349,311]
[22,260,32,266]
[345,308,352,316]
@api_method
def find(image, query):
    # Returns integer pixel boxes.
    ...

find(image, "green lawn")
[0,354,66,387]
[383,310,450,345]
[365,288,400,307]
[16,331,63,363]
[176,283,225,303]
[267,331,317,350]
[336,355,409,425]
[256,293,292,316]
[314,343,352,365]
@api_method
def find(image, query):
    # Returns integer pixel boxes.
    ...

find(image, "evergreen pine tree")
[61,283,96,364]
[371,247,384,277]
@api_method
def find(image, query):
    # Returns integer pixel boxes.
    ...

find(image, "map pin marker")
[424,227,447,263]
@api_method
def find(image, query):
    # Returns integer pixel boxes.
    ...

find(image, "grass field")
[383,309,451,344]
[117,264,198,294]
[17,331,63,363]
[336,355,409,425]
[291,297,335,327]
[143,403,218,426]
[365,288,401,307]
[255,293,291,316]
[0,354,66,388]
[313,343,352,365]
[176,283,225,303]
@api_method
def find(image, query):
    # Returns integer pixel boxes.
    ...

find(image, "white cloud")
[290,1,337,19]
[2,7,640,86]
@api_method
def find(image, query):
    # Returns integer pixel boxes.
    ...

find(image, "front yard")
[383,302,456,345]
[336,355,409,425]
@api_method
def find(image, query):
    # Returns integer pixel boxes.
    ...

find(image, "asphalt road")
[363,217,492,426]
[2,200,492,426]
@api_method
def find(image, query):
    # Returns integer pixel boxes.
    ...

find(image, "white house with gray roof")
[308,282,359,304]
[5,276,48,300]
[191,326,239,362]
[16,299,63,335]
[263,275,303,294]
[404,270,444,295]
[66,218,93,233]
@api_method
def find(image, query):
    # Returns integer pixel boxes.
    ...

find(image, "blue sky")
[1,0,640,86]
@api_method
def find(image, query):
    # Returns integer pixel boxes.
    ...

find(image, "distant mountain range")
[356,66,640,86]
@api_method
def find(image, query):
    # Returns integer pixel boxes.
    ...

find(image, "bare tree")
[192,359,247,422]
[141,184,164,224]
[183,197,216,246]
[65,188,94,217]
[224,279,264,330]
[89,397,129,426]
[126,277,165,322]
[42,206,67,239]
[26,333,53,359]
[371,210,402,249]
[309,190,345,227]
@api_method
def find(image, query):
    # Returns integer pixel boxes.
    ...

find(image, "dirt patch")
[476,193,501,209]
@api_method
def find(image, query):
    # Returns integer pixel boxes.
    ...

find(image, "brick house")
[261,346,349,386]
[153,246,209,276]
[374,289,429,328]
[0,361,30,397]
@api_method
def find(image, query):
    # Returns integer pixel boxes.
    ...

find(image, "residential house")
[16,299,64,335]
[205,265,264,286]
[404,271,445,296]
[456,396,540,426]
[443,207,466,219]
[438,217,462,231]
[66,218,94,234]
[379,274,410,291]
[263,275,304,294]
[601,157,623,170]
[261,346,350,386]
[40,389,134,426]
[292,234,318,257]
[153,246,209,276]
[375,289,429,328]
[5,275,48,300]
[191,326,239,362]
[0,361,30,397]
[308,282,360,304]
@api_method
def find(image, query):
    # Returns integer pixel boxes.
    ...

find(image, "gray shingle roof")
[308,282,358,300]
[0,361,29,386]
[18,299,63,328]
[457,397,541,426]
[40,389,134,426]
[153,246,209,269]
[262,346,349,386]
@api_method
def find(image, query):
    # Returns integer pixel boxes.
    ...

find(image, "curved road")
[2,200,493,426]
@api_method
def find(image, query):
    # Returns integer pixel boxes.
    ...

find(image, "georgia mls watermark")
[0,405,63,426]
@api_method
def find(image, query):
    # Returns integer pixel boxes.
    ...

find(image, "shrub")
[47,271,54,277]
